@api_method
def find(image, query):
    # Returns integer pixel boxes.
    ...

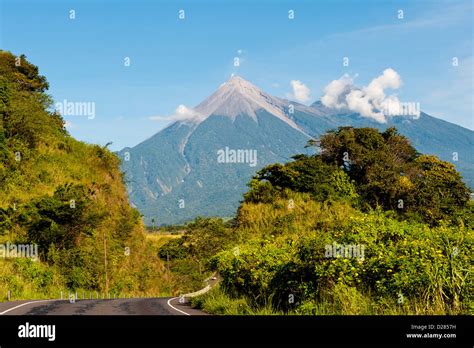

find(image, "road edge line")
[0,299,59,315]
[166,297,191,316]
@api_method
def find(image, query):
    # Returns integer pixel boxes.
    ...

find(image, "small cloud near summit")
[287,80,311,103]
[149,105,205,123]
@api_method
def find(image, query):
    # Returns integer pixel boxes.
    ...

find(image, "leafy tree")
[159,217,237,278]
[243,178,279,204]
[319,127,418,209]
[245,155,358,204]
[0,51,65,151]
[315,126,470,224]
[158,238,188,260]
[0,51,49,92]
[26,184,104,259]
[183,217,236,261]
[408,155,470,224]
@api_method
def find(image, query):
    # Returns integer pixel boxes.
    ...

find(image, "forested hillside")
[0,51,174,299]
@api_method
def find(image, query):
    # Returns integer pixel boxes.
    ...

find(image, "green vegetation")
[190,286,284,315]
[168,127,473,315]
[157,217,238,292]
[318,127,470,225]
[206,204,471,314]
[0,51,175,300]
[1,51,471,315]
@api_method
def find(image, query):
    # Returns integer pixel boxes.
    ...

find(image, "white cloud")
[320,74,354,109]
[364,68,402,107]
[321,68,403,123]
[149,104,205,123]
[64,120,74,129]
[288,80,311,103]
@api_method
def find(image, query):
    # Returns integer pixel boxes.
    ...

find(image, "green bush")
[13,258,54,289]
[210,209,473,314]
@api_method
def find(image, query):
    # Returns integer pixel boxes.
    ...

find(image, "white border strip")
[166,297,191,316]
[0,299,59,315]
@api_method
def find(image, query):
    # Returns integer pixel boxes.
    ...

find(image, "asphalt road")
[0,297,207,315]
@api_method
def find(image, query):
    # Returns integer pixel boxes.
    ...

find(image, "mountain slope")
[119,77,317,225]
[121,112,313,225]
[120,77,473,225]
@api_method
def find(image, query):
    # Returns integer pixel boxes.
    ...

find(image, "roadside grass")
[0,256,177,301]
[0,258,67,302]
[0,231,178,302]
[190,286,284,315]
[191,282,473,316]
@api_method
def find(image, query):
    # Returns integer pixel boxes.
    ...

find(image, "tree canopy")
[245,126,470,225]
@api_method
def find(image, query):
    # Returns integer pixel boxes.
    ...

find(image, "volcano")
[119,76,473,225]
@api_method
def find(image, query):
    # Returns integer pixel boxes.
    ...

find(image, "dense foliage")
[157,217,237,291]
[0,51,174,300]
[181,127,473,315]
[210,203,472,314]
[244,127,470,226]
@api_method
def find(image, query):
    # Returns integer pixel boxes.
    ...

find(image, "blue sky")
[1,0,472,150]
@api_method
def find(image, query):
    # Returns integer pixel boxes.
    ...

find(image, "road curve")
[0,297,208,315]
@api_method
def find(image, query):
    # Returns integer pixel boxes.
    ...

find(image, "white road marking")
[166,297,191,316]
[2,298,198,315]
[0,299,59,315]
